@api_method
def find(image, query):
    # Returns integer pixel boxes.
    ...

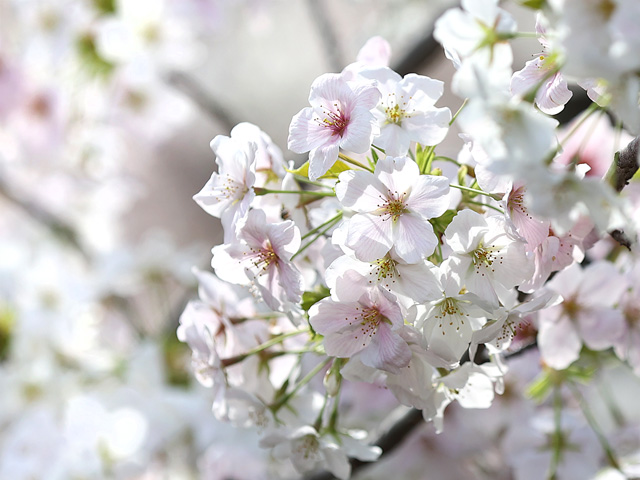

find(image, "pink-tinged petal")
[546,262,584,299]
[577,262,627,306]
[356,36,392,67]
[309,73,355,107]
[578,307,626,351]
[536,72,573,115]
[309,299,361,335]
[346,214,394,262]
[369,287,404,327]
[288,107,333,153]
[340,106,375,153]
[335,170,388,212]
[511,57,547,97]
[323,327,369,357]
[360,323,411,374]
[268,221,301,260]
[405,174,450,219]
[392,213,438,263]
[509,204,549,251]
[538,316,582,370]
[309,142,340,180]
[350,83,382,111]
[276,260,304,304]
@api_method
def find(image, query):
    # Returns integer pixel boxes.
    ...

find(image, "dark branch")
[0,174,89,258]
[165,71,238,131]
[303,342,537,480]
[304,408,424,480]
[609,136,640,192]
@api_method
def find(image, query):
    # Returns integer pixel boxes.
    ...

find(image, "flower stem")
[254,187,335,197]
[301,212,343,240]
[272,357,333,412]
[450,183,502,200]
[220,328,309,367]
[449,98,468,126]
[292,213,343,260]
[568,381,623,472]
[338,153,374,172]
[465,199,504,214]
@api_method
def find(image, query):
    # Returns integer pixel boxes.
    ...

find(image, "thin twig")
[165,71,238,131]
[0,174,89,258]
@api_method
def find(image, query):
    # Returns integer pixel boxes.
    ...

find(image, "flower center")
[378,191,409,222]
[248,243,278,274]
[317,103,349,136]
[293,435,320,461]
[383,94,414,126]
[370,255,400,288]
[434,297,469,333]
[470,242,502,276]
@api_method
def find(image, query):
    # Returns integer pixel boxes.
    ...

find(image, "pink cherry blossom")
[288,73,380,180]
[538,262,628,370]
[309,286,411,374]
[211,209,303,312]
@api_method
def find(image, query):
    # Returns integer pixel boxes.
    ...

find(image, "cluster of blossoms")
[182,1,640,479]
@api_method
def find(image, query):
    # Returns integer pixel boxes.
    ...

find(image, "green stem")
[465,199,504,214]
[220,329,309,367]
[371,144,386,154]
[292,175,334,189]
[292,214,342,260]
[450,183,502,200]
[338,153,374,172]
[434,155,461,166]
[254,187,335,197]
[547,386,563,480]
[272,357,332,412]
[568,381,623,472]
[450,99,468,126]
[301,212,343,240]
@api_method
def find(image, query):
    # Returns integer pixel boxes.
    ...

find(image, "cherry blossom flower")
[434,0,517,69]
[445,210,533,308]
[193,125,257,242]
[211,209,303,312]
[309,285,411,374]
[259,425,380,479]
[538,261,628,370]
[360,67,451,156]
[335,156,450,264]
[416,261,493,364]
[503,182,550,252]
[288,73,380,180]
[511,15,572,115]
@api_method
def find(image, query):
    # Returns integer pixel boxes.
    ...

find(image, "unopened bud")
[323,366,341,397]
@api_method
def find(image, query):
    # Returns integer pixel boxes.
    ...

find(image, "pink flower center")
[351,305,383,346]
[317,103,349,136]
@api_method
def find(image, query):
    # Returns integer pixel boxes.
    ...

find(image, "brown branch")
[165,71,238,132]
[608,136,640,192]
[0,174,89,258]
